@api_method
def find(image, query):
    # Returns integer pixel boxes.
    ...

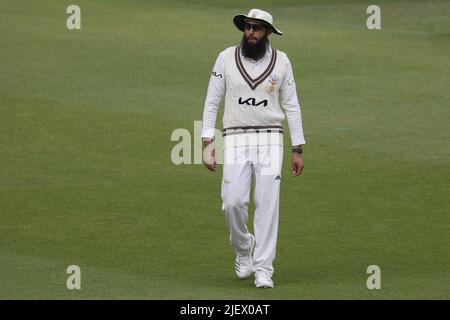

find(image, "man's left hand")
[292,153,304,176]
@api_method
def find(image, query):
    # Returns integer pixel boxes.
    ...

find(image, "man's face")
[244,19,271,45]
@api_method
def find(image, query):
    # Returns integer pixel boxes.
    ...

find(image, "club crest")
[267,74,278,93]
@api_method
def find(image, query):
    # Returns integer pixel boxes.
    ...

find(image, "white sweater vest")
[222,45,288,131]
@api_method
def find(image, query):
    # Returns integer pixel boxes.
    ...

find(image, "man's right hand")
[203,139,217,172]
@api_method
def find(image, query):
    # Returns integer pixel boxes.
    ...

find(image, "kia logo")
[238,97,268,107]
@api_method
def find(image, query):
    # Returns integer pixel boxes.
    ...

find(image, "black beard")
[241,34,269,61]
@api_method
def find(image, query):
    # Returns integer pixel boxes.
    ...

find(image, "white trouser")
[221,132,283,277]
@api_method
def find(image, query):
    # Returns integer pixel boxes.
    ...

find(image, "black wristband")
[292,146,303,154]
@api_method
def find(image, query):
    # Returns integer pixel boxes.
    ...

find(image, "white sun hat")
[233,8,283,35]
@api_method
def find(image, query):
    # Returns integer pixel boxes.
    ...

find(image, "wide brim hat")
[233,8,283,35]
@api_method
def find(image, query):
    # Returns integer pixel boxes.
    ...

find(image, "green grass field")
[1,0,449,299]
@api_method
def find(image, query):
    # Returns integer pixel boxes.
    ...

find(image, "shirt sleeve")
[201,51,226,139]
[280,56,306,146]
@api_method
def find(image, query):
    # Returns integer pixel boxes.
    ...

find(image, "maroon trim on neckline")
[234,45,277,90]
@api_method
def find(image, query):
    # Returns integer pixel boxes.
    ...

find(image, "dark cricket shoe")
[235,234,255,279]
